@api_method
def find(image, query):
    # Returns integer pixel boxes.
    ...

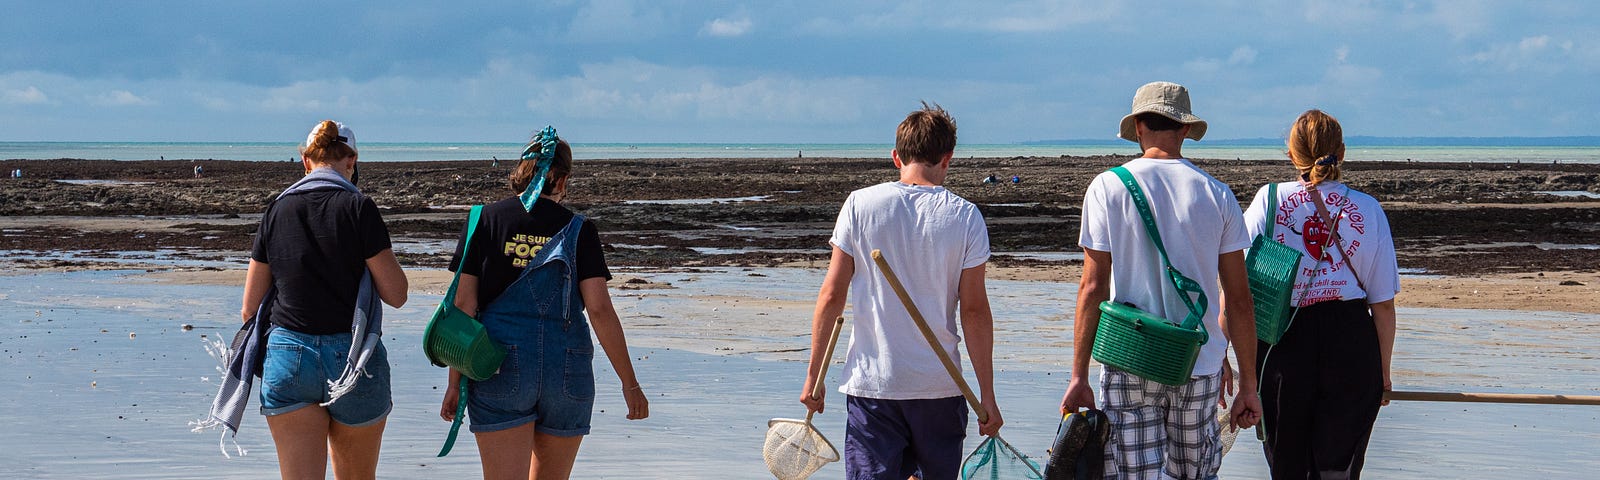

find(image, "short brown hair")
[895,101,957,166]
[1287,109,1345,184]
[300,120,356,165]
[510,137,574,195]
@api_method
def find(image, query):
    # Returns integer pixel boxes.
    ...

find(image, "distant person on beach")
[803,102,1002,480]
[194,165,203,178]
[1062,81,1262,479]
[1242,110,1399,479]
[439,127,648,479]
[241,120,408,478]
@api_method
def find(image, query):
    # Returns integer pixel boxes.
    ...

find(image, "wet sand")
[2,157,1598,477]
[1,268,1596,479]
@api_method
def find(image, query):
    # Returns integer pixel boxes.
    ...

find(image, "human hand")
[1381,376,1393,407]
[799,386,825,414]
[1219,363,1235,408]
[1229,390,1263,430]
[439,383,460,422]
[977,399,1004,437]
[1061,379,1096,414]
[623,385,649,420]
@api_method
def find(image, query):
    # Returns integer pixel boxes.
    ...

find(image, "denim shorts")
[466,340,596,437]
[260,326,392,426]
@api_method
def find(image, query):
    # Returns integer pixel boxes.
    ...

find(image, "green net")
[961,436,1043,480]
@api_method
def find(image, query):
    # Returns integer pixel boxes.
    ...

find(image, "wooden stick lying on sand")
[1385,391,1600,406]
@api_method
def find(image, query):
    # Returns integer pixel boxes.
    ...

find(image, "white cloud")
[1228,46,1258,66]
[1467,35,1575,72]
[3,86,48,105]
[90,90,155,107]
[702,16,752,37]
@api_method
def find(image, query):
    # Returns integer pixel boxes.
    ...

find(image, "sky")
[2,1,1597,143]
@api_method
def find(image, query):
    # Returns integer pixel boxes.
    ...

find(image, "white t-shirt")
[1243,181,1400,305]
[830,181,990,400]
[1079,158,1251,378]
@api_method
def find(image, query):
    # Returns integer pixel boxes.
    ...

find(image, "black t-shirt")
[449,197,610,307]
[251,189,393,335]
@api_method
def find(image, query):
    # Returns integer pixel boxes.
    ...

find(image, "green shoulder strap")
[438,205,482,457]
[1265,182,1278,239]
[1108,166,1208,333]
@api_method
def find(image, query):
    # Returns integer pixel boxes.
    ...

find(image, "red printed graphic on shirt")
[1275,186,1369,305]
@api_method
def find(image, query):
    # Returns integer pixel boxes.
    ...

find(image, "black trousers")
[1255,299,1383,480]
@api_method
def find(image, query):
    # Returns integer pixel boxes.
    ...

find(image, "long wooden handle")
[871,249,987,423]
[1384,390,1600,406]
[805,316,846,422]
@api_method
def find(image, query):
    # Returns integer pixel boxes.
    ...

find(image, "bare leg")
[265,407,331,480]
[328,417,387,480]
[531,431,584,479]
[476,423,536,480]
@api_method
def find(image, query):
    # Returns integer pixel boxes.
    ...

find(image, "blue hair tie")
[1315,154,1339,166]
[518,126,559,212]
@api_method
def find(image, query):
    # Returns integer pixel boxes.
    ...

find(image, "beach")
[1,156,1598,478]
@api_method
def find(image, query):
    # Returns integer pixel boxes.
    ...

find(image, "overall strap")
[1109,167,1208,332]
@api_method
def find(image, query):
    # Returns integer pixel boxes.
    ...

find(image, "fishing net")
[962,436,1044,480]
[1217,402,1241,457]
[763,417,838,480]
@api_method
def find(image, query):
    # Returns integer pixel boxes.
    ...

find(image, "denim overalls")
[465,215,596,436]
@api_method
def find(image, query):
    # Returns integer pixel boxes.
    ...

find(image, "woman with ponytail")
[1242,110,1400,479]
[438,127,648,479]
[240,120,409,478]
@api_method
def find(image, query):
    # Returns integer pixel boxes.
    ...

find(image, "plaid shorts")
[1098,367,1222,480]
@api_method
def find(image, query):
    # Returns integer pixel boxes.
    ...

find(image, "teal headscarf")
[518,126,559,212]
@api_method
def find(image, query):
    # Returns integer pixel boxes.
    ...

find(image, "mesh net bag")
[763,418,838,480]
[961,436,1044,480]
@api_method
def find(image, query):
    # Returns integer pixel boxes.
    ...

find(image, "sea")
[4,142,1600,164]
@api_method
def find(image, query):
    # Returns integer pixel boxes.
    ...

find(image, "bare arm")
[582,276,648,420]
[1218,249,1262,428]
[801,246,853,414]
[451,273,479,317]
[958,263,1002,436]
[1370,299,1396,405]
[241,259,273,322]
[1062,248,1111,412]
[365,248,408,308]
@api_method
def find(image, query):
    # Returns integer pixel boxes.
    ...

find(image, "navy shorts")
[260,327,392,426]
[845,395,968,480]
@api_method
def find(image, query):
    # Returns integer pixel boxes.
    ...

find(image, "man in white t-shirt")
[802,102,1000,480]
[1061,81,1264,480]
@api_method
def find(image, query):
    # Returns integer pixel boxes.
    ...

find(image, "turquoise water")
[4,141,1599,163]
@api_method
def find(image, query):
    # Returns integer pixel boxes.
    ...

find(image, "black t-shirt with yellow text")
[449,197,610,307]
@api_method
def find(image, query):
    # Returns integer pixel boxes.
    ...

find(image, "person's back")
[802,102,1001,480]
[832,180,987,397]
[1063,82,1262,480]
[1080,157,1243,375]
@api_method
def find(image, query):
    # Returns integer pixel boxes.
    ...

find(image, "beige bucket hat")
[1118,81,1207,142]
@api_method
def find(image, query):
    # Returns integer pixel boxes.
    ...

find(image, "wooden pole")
[1384,390,1600,406]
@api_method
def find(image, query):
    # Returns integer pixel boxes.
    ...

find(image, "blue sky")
[2,1,1596,143]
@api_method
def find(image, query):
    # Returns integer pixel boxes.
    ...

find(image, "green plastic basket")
[1091,301,1208,386]
[1246,234,1304,344]
[422,306,506,382]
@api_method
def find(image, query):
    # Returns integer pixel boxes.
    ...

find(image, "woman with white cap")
[241,120,409,478]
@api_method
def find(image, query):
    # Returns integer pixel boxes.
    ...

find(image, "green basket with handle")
[1246,183,1306,344]
[1089,167,1209,386]
[422,205,506,382]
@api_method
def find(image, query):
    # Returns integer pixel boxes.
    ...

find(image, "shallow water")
[0,269,1596,478]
